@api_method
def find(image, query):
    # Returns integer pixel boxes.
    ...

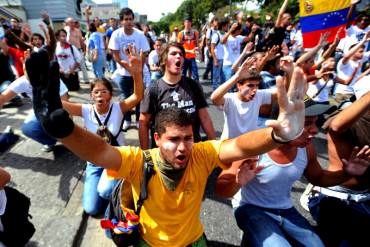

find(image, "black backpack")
[0,187,35,246]
[101,150,155,246]
[94,104,124,147]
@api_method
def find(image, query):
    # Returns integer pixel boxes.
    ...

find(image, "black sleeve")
[140,84,157,114]
[187,78,208,109]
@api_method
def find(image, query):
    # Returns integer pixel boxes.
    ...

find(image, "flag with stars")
[300,0,350,48]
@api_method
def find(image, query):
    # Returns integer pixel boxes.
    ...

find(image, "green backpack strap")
[135,150,155,215]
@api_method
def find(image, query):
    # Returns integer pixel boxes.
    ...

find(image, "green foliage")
[152,0,300,34]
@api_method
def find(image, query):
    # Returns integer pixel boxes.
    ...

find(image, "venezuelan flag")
[300,0,351,48]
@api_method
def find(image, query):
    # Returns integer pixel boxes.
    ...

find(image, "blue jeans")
[82,162,118,215]
[21,113,56,145]
[108,57,117,73]
[92,51,105,79]
[119,76,139,122]
[222,64,234,81]
[309,193,370,247]
[182,58,199,81]
[212,59,225,90]
[151,71,162,84]
[235,204,324,247]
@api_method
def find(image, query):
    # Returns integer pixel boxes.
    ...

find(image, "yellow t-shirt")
[107,141,227,247]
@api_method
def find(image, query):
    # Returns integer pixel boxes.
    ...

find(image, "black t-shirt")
[140,77,208,142]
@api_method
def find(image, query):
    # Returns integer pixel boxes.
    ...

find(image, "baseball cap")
[304,99,337,116]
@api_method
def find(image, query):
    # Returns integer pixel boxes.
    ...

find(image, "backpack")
[94,104,125,147]
[0,187,35,246]
[101,150,155,246]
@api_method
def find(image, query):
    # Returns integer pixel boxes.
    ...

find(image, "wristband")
[271,130,289,144]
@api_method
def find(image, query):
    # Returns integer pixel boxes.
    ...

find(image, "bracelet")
[271,130,289,144]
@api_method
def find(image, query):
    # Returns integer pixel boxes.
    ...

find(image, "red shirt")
[8,47,25,77]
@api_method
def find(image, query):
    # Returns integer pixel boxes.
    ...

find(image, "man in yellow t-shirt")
[28,47,307,246]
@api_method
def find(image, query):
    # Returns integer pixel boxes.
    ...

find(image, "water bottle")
[0,26,4,40]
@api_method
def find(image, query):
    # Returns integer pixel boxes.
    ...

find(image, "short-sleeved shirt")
[8,75,68,99]
[221,90,272,139]
[108,28,150,76]
[140,77,208,142]
[335,53,370,95]
[107,140,227,246]
[177,30,199,59]
[148,50,159,68]
[211,31,224,60]
[55,42,82,73]
[7,47,24,77]
[223,35,245,66]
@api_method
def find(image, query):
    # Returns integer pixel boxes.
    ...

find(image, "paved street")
[0,63,328,246]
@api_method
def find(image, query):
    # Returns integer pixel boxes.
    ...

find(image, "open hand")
[236,157,263,186]
[120,44,143,76]
[342,146,370,176]
[266,67,306,142]
[235,56,257,79]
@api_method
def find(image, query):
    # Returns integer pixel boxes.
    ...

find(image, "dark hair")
[90,78,113,94]
[89,23,97,33]
[31,33,45,44]
[218,19,229,30]
[237,69,262,84]
[119,7,134,21]
[55,29,67,37]
[154,108,193,136]
[159,42,185,72]
[231,23,242,35]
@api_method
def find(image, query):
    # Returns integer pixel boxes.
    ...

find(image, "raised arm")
[330,92,370,133]
[342,30,370,64]
[26,49,122,171]
[211,56,256,106]
[295,32,329,66]
[346,0,361,29]
[219,66,306,163]
[275,0,289,28]
[221,23,238,44]
[118,45,144,113]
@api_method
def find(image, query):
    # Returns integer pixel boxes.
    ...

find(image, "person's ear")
[154,132,160,146]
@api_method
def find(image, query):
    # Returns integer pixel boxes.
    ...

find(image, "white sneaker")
[122,121,131,131]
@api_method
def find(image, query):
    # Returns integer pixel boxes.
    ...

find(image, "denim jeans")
[182,58,199,81]
[21,113,56,145]
[234,204,324,247]
[204,49,213,80]
[222,64,234,81]
[119,76,140,122]
[150,71,162,84]
[82,162,118,215]
[309,193,370,247]
[92,51,105,79]
[212,59,225,90]
[108,58,117,73]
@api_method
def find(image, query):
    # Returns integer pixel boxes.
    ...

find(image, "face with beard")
[91,83,112,109]
[165,46,184,76]
[154,124,194,169]
[237,80,259,102]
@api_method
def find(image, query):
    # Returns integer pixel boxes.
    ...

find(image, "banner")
[300,0,351,48]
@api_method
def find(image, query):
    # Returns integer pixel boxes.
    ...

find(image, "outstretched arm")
[26,49,122,171]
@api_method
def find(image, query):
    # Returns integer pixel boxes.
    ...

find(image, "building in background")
[112,0,128,9]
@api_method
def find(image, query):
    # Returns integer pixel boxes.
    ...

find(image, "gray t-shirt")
[141,77,208,142]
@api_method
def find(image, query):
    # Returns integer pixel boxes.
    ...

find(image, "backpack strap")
[135,150,155,215]
[93,104,113,127]
[69,44,77,63]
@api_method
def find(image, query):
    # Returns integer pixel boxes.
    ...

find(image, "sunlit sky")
[94,0,184,22]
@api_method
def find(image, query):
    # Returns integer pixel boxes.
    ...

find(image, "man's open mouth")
[176,154,186,161]
[175,61,181,68]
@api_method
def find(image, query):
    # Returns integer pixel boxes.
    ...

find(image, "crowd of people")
[0,0,369,246]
